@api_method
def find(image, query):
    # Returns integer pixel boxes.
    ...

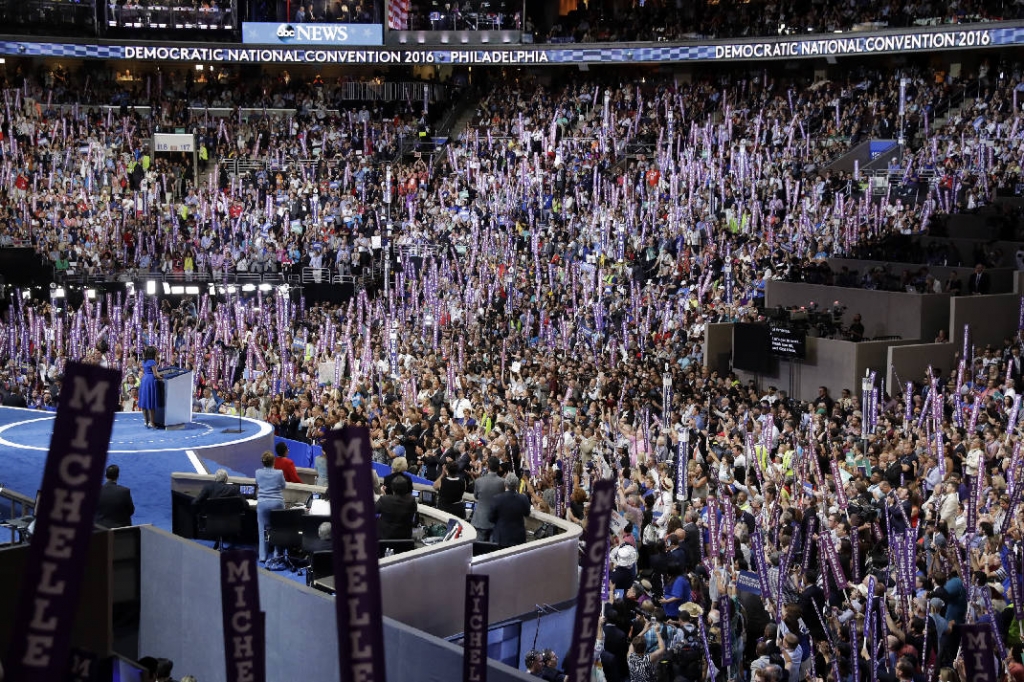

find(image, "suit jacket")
[95,481,135,529]
[968,271,990,294]
[471,472,505,531]
[375,494,418,540]
[194,481,241,507]
[488,491,531,547]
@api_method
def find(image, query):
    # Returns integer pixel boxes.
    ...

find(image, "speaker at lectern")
[154,366,193,429]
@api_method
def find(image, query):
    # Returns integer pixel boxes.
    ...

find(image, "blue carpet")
[0,407,266,532]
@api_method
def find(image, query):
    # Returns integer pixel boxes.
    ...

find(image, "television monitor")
[769,325,807,359]
[732,323,773,373]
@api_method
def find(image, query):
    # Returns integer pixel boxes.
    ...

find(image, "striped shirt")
[627,653,656,682]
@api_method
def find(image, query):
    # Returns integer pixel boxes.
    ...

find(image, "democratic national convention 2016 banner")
[1,21,1024,64]
[242,22,383,46]
[4,362,121,682]
[324,426,387,682]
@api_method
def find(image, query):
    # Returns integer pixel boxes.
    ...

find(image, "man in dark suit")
[1009,346,1023,390]
[968,263,991,295]
[193,469,241,506]
[95,464,135,529]
[1,382,27,407]
[488,474,531,548]
[471,456,505,542]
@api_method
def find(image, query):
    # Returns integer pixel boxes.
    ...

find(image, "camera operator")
[847,313,865,342]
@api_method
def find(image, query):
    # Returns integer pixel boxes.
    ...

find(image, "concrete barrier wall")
[381,540,476,637]
[730,335,917,402]
[765,280,948,341]
[137,526,537,682]
[171,472,581,639]
[887,342,958,392]
[469,520,581,629]
[949,293,1023,349]
[918,237,1024,269]
[0,531,113,660]
[826,258,1017,294]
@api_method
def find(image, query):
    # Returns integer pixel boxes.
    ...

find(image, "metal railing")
[49,83,455,113]
[0,486,36,545]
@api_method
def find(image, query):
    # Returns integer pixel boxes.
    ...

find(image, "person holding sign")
[138,345,165,429]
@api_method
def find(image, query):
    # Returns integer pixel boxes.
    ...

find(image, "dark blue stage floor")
[0,407,272,530]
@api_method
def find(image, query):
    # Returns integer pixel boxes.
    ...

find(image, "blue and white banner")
[1,21,1023,64]
[242,22,383,46]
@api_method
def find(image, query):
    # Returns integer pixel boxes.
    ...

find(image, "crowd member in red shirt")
[273,441,302,484]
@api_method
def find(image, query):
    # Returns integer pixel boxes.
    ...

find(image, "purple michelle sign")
[325,426,387,682]
[564,479,616,682]
[961,623,999,681]
[5,362,121,682]
[463,575,490,682]
[220,550,266,682]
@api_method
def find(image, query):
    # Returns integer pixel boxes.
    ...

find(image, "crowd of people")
[3,58,1024,682]
[544,0,1016,44]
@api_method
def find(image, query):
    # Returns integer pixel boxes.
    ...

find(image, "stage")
[0,407,274,530]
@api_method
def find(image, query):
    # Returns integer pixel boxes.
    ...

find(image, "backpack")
[670,626,702,681]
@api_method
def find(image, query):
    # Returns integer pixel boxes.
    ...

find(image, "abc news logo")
[274,23,351,41]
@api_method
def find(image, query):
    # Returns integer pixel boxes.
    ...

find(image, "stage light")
[146,281,157,295]
[21,290,30,300]
[226,286,237,295]
[85,289,96,300]
[170,286,185,295]
[185,286,200,295]
[241,284,257,293]
[258,283,273,292]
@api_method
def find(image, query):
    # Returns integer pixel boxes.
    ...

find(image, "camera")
[848,502,878,523]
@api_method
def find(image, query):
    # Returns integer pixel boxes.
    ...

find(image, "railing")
[50,83,455,113]
[0,237,33,248]
[0,486,36,545]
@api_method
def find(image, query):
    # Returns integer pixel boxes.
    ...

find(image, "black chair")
[472,541,501,556]
[196,496,248,550]
[267,508,307,571]
[306,550,334,589]
[171,490,200,539]
[300,514,331,553]
[378,539,416,558]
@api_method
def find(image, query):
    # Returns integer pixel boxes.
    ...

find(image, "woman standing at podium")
[138,346,165,428]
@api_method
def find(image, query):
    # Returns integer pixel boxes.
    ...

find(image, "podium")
[155,367,193,429]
